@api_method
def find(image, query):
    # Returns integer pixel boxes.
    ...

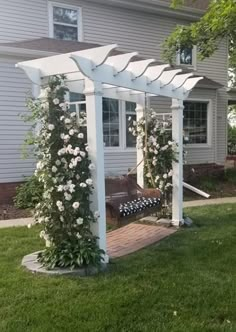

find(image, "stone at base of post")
[103,254,109,264]
[171,219,183,228]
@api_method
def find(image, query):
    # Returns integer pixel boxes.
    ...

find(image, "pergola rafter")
[16,44,203,260]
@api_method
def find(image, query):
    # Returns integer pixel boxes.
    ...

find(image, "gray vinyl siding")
[0,56,35,183]
[0,0,228,181]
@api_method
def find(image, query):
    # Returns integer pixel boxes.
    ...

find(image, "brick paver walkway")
[107,223,176,258]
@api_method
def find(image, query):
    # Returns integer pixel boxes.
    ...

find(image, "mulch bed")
[184,181,236,201]
[0,205,32,220]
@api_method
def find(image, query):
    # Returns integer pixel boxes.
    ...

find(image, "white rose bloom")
[168,170,173,177]
[57,185,64,192]
[73,147,80,156]
[55,160,61,166]
[80,182,87,188]
[60,133,65,139]
[60,216,64,222]
[94,211,100,219]
[69,129,74,136]
[66,144,74,154]
[76,233,82,239]
[63,134,70,142]
[53,98,60,105]
[80,151,86,158]
[65,118,71,124]
[163,173,168,179]
[73,202,80,209]
[60,116,65,121]
[56,201,63,207]
[85,146,89,152]
[40,230,46,239]
[146,172,151,178]
[76,174,80,180]
[48,124,55,131]
[64,192,72,201]
[155,175,160,182]
[61,158,67,163]
[58,148,66,156]
[59,102,68,111]
[69,184,76,193]
[76,218,84,225]
[70,112,76,117]
[86,179,93,186]
[52,166,57,173]
[78,133,84,139]
[58,206,65,212]
[89,163,95,170]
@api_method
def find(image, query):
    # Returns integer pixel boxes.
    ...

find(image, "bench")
[105,175,162,227]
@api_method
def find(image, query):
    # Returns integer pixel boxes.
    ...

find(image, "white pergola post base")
[84,79,108,261]
[16,44,203,256]
[171,99,184,227]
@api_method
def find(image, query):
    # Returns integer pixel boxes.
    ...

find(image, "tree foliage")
[163,0,236,85]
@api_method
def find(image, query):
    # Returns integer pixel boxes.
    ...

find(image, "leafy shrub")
[14,175,43,209]
[224,168,236,185]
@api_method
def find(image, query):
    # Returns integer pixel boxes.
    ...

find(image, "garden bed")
[0,204,31,220]
[184,168,236,200]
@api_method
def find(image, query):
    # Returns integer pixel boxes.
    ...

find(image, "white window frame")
[48,2,83,41]
[176,46,197,70]
[183,98,212,148]
[68,97,136,152]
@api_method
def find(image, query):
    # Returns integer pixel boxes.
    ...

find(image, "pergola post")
[171,98,184,227]
[136,100,145,188]
[84,79,108,261]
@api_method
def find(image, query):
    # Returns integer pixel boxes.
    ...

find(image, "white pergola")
[16,44,202,259]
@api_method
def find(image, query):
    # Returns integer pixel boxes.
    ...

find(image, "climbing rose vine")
[129,109,177,197]
[27,75,104,269]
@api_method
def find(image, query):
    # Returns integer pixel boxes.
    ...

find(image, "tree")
[163,0,236,86]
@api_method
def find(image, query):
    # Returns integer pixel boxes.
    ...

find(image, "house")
[0,0,228,203]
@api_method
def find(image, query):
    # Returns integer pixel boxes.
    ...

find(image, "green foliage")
[164,0,236,85]
[25,75,104,269]
[198,177,219,192]
[38,238,104,270]
[129,109,177,196]
[224,168,236,184]
[228,124,236,154]
[14,175,43,209]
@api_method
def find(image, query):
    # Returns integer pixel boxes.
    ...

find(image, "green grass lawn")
[0,204,236,332]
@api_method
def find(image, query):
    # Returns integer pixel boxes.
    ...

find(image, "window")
[103,98,120,147]
[125,101,136,148]
[68,95,137,149]
[177,46,197,68]
[183,101,209,144]
[49,3,81,41]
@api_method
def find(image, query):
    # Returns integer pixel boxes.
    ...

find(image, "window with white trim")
[103,98,120,147]
[125,101,136,148]
[68,96,137,149]
[177,46,197,68]
[49,3,82,41]
[183,101,209,144]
